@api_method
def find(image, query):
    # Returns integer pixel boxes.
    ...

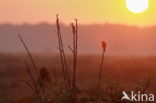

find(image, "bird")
[101,41,107,51]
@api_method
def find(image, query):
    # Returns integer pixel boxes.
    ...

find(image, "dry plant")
[18,34,52,103]
[17,16,108,103]
[96,41,107,103]
[24,60,40,95]
[56,15,71,90]
[70,19,78,103]
[17,16,153,103]
[18,34,40,96]
[56,15,79,103]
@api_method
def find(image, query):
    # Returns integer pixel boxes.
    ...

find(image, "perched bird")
[102,41,107,51]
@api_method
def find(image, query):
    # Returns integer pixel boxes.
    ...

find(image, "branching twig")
[71,19,78,103]
[24,60,39,95]
[56,15,70,90]
[19,80,36,93]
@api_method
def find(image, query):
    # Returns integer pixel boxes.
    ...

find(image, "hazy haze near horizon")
[1,23,156,55]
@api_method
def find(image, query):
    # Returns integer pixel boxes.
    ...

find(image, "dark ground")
[0,54,156,103]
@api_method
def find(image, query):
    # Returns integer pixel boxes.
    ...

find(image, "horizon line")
[0,21,156,28]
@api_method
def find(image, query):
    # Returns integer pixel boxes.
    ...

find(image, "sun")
[126,0,149,13]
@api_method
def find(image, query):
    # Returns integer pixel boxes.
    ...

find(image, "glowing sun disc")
[126,0,149,13]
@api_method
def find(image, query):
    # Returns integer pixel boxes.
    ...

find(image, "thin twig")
[24,60,39,95]
[20,80,36,93]
[18,34,38,74]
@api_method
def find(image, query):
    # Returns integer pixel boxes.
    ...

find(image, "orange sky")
[0,0,156,26]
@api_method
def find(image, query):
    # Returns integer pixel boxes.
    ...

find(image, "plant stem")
[24,60,39,95]
[71,19,78,103]
[56,15,70,90]
[18,34,38,74]
[97,48,105,103]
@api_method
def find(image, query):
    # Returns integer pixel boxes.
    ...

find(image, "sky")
[0,0,156,26]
